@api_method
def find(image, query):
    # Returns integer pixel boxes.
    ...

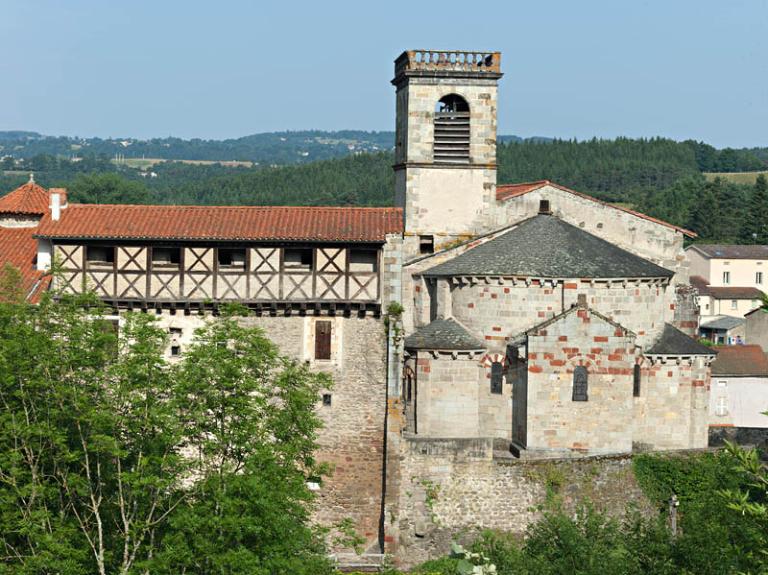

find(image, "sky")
[1,0,766,148]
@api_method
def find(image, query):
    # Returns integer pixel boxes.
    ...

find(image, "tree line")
[2,137,767,243]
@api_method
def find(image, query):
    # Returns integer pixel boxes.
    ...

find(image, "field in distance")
[704,170,768,184]
[112,158,254,169]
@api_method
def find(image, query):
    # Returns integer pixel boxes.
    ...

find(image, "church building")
[0,49,716,558]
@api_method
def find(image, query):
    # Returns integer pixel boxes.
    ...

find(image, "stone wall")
[746,309,768,351]
[524,307,638,454]
[394,75,500,257]
[393,436,655,568]
[449,279,671,352]
[632,358,710,450]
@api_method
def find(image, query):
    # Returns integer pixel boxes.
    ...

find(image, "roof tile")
[711,345,768,377]
[0,181,50,215]
[35,204,403,243]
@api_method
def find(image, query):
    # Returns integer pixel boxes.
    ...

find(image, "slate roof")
[495,180,696,237]
[711,345,768,377]
[404,318,484,350]
[646,324,716,356]
[422,215,674,279]
[0,180,50,215]
[700,316,745,331]
[35,205,403,243]
[688,244,768,260]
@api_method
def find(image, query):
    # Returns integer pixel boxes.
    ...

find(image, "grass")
[703,171,768,185]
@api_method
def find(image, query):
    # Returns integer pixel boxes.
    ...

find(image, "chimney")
[49,188,67,221]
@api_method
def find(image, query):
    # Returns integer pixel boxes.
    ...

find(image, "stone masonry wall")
[633,358,711,450]
[394,437,654,568]
[525,308,638,453]
[450,279,671,352]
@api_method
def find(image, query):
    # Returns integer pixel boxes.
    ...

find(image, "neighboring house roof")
[0,227,48,302]
[691,276,764,300]
[404,317,485,350]
[646,323,716,356]
[711,345,768,377]
[0,180,50,215]
[706,286,764,300]
[495,179,696,237]
[35,205,404,243]
[700,315,746,331]
[687,244,768,260]
[422,214,674,279]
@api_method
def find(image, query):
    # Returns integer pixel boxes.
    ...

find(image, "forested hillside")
[2,136,767,243]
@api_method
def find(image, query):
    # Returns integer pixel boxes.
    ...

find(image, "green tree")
[151,313,333,575]
[67,172,151,204]
[0,280,333,574]
[742,174,768,244]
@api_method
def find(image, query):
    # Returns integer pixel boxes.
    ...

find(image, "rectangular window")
[419,235,434,255]
[170,345,181,357]
[757,271,763,285]
[349,249,378,273]
[284,248,313,271]
[723,271,730,284]
[490,362,503,395]
[322,393,332,406]
[731,299,738,310]
[633,364,641,397]
[314,320,332,360]
[86,246,115,266]
[152,247,180,267]
[218,248,246,269]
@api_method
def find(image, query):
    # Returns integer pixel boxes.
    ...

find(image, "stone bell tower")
[392,50,502,257]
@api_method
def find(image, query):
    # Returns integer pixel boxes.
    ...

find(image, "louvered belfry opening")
[434,94,470,164]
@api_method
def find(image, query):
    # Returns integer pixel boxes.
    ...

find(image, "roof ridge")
[64,203,401,211]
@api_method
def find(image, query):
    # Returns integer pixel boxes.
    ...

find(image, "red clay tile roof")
[0,226,48,302]
[687,244,768,260]
[495,180,696,237]
[711,345,768,377]
[35,204,404,243]
[0,180,50,215]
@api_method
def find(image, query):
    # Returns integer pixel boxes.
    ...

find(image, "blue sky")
[1,0,766,147]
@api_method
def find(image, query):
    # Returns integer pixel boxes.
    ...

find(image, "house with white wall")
[709,345,768,428]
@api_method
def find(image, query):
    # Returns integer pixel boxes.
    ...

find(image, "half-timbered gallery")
[0,49,717,560]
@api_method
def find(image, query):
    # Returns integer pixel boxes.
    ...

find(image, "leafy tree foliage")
[0,280,333,574]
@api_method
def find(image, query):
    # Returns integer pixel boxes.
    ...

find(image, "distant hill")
[0,130,559,166]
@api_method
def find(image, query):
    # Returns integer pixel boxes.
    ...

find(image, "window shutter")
[315,320,332,360]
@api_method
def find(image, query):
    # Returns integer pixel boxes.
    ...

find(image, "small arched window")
[490,361,503,394]
[633,364,641,397]
[434,94,470,164]
[572,366,588,401]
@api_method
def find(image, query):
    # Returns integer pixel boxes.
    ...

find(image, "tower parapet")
[393,50,502,84]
